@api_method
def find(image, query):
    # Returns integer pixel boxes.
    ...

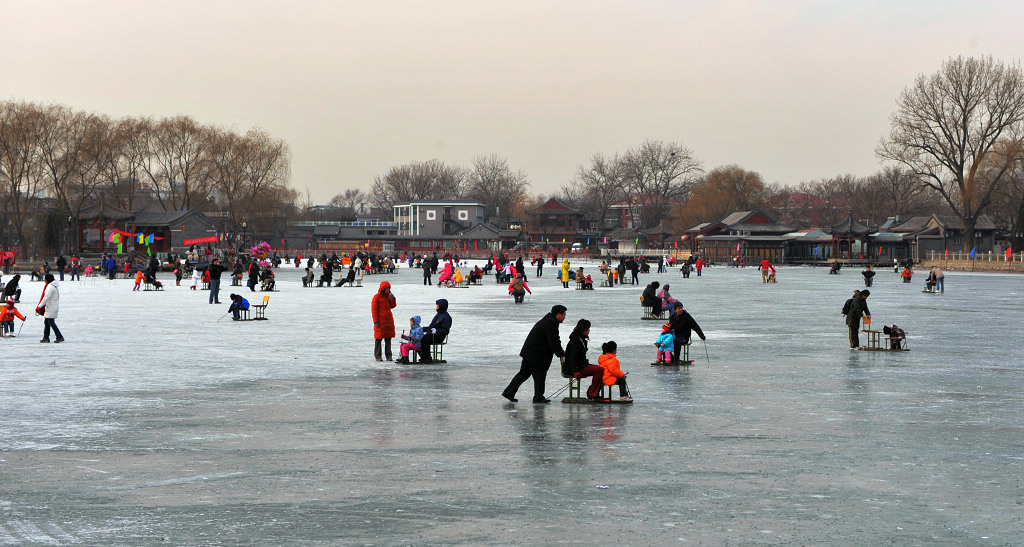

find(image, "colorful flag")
[969,247,976,258]
[736,242,741,251]
[1006,247,1012,258]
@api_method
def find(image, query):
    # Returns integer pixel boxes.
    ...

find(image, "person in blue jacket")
[228,293,250,320]
[417,299,452,363]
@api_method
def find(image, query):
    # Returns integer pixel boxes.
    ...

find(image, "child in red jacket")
[1,298,26,336]
[598,340,632,402]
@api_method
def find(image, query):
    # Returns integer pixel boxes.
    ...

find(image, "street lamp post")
[241,221,248,250]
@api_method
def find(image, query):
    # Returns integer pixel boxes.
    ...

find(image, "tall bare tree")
[562,152,623,229]
[616,140,702,229]
[466,154,530,223]
[0,101,44,253]
[140,116,212,211]
[328,188,368,218]
[879,55,1024,251]
[369,159,466,212]
[97,117,150,210]
[208,128,290,234]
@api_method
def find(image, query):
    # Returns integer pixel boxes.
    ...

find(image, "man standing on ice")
[502,305,566,404]
[208,258,224,304]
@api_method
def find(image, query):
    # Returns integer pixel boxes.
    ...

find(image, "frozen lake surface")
[1,261,1023,545]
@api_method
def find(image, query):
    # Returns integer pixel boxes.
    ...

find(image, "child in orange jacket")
[133,270,144,291]
[1,298,26,336]
[597,340,632,402]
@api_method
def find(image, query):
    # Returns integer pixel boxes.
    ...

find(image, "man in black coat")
[207,258,224,304]
[418,298,452,363]
[55,255,67,281]
[642,281,661,316]
[668,302,705,364]
[502,305,567,403]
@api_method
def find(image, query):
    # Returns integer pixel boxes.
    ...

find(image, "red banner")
[183,236,219,245]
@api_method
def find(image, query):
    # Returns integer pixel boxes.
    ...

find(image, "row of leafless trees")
[0,101,291,254]
[366,155,531,223]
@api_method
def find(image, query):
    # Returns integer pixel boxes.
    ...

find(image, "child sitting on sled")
[396,315,424,364]
[1,298,26,336]
[598,340,632,402]
[654,323,675,363]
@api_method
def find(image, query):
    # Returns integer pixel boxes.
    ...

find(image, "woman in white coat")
[36,273,63,343]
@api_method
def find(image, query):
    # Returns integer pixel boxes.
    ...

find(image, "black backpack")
[841,298,853,315]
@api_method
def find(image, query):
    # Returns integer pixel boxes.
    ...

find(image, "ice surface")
[1,261,1023,544]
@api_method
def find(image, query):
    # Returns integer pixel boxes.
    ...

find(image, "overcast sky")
[4,1,1024,204]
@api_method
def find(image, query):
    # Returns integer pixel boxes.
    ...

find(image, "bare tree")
[35,104,95,252]
[328,188,368,218]
[98,117,150,210]
[465,154,530,223]
[208,128,290,234]
[0,101,45,254]
[369,159,466,212]
[139,116,212,211]
[616,140,702,229]
[879,55,1024,251]
[563,152,623,229]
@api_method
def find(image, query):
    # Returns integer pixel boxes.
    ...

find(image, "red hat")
[5,298,14,306]
[662,323,671,332]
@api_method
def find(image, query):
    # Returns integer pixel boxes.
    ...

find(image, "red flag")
[944,248,948,259]
[1006,247,1012,258]
[878,245,883,256]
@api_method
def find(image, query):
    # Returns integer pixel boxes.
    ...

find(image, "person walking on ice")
[502,304,566,403]
[36,274,64,343]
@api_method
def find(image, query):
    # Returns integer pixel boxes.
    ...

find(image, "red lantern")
[681,235,690,242]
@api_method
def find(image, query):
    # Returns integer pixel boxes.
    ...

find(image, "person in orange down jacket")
[598,340,632,402]
[133,269,144,291]
[1,298,26,336]
[371,280,397,361]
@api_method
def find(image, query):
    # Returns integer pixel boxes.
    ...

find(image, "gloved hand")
[374,323,379,328]
[700,335,706,341]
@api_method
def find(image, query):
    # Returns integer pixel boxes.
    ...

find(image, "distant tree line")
[6,56,1024,256]
[0,101,291,255]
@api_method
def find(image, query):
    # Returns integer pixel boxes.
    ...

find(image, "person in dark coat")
[2,274,21,303]
[536,255,544,278]
[247,261,260,292]
[642,281,662,316]
[55,255,67,281]
[417,298,452,363]
[562,318,604,400]
[422,257,432,286]
[207,258,224,304]
[846,289,870,349]
[668,302,705,364]
[502,305,567,403]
